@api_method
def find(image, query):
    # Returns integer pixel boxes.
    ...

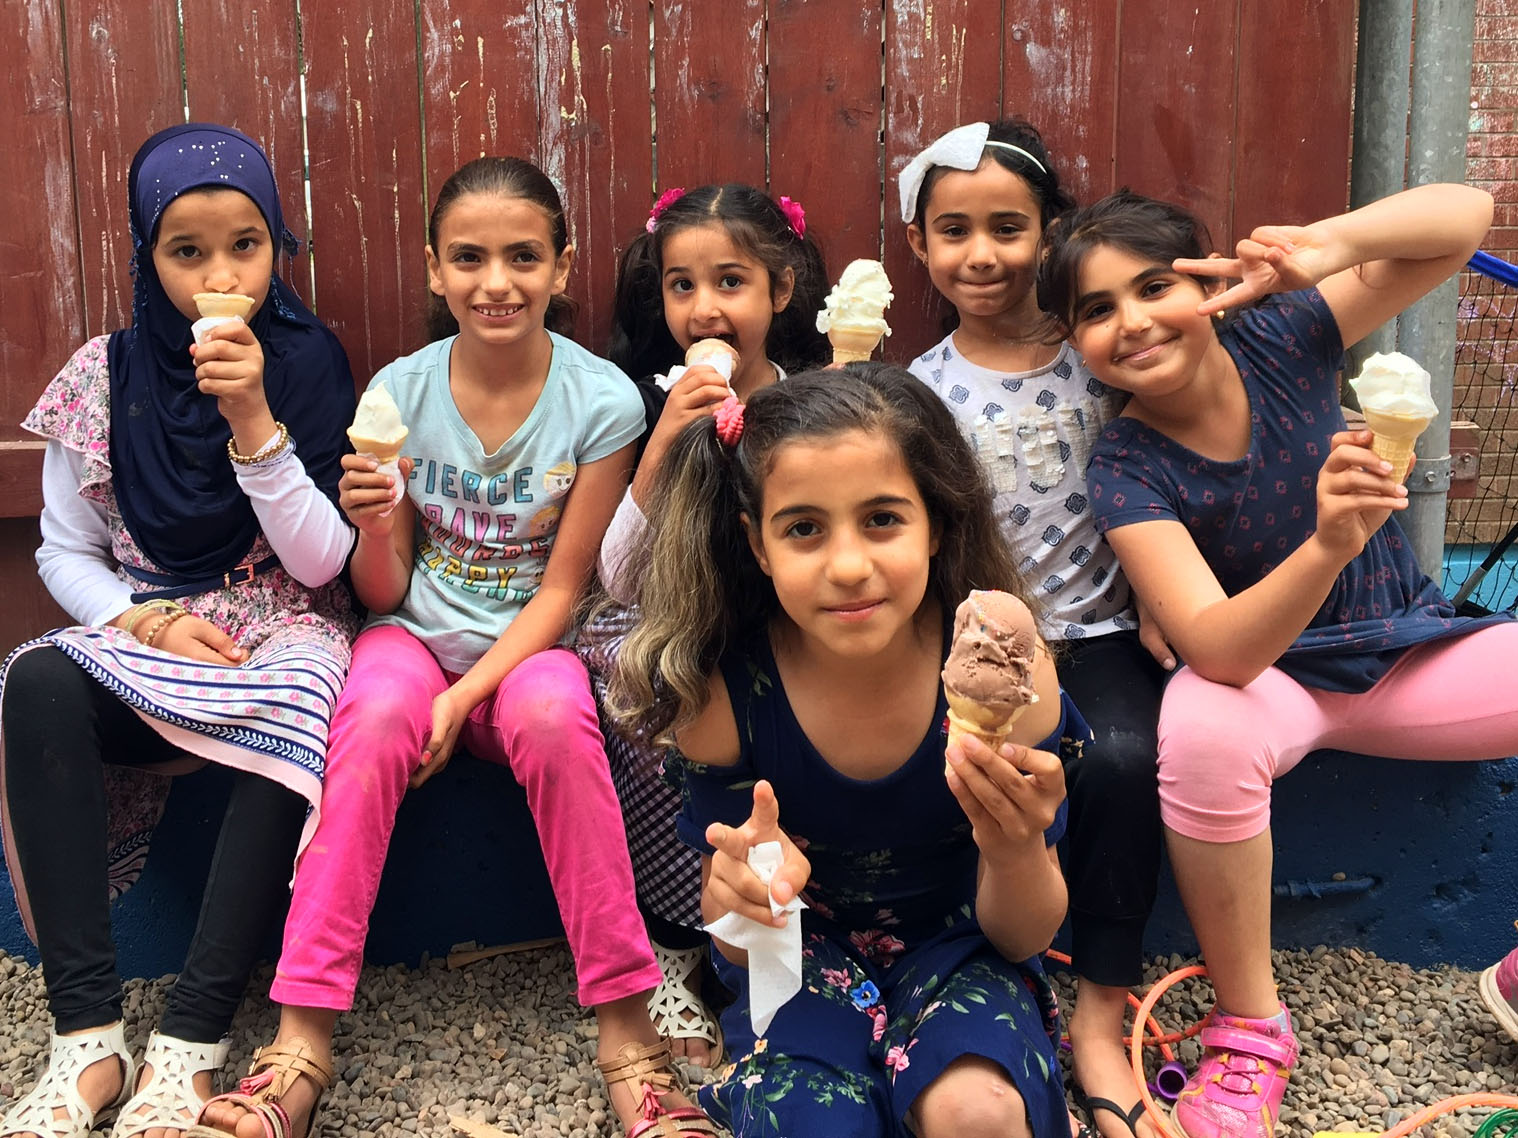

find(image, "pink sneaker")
[1172,1005,1298,1138]
[1479,942,1518,1044]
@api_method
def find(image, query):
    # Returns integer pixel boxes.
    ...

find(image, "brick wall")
[1454,0,1518,544]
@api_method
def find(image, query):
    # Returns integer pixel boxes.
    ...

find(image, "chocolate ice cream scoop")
[941,590,1039,748]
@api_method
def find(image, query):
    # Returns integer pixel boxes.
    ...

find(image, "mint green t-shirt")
[367,332,641,672]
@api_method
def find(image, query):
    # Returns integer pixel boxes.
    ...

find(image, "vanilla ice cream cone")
[348,381,410,516]
[193,292,256,319]
[818,260,893,364]
[345,428,409,465]
[828,324,883,364]
[191,292,258,346]
[1361,407,1430,482]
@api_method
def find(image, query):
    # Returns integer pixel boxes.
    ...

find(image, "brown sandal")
[596,1039,720,1137]
[185,1037,333,1138]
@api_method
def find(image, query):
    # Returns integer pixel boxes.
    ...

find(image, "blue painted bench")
[3,748,1514,978]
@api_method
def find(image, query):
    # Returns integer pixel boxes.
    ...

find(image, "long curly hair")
[600,362,1039,743]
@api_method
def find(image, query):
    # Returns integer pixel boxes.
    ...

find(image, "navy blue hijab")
[108,123,355,580]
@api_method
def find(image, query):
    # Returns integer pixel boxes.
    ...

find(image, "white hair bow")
[896,122,1047,223]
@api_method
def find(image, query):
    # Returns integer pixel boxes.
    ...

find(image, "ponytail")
[601,415,771,742]
[607,230,679,378]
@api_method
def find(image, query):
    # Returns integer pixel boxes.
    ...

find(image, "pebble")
[0,945,1514,1136]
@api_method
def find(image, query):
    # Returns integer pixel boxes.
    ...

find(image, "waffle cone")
[828,324,883,364]
[944,691,1027,752]
[193,292,256,319]
[1361,407,1430,482]
[346,427,408,463]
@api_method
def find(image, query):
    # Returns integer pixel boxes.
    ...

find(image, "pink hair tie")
[714,395,745,447]
[646,187,686,233]
[777,195,806,238]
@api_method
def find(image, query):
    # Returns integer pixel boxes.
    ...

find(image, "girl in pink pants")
[1038,183,1518,1138]
[194,156,713,1138]
[270,626,660,1013]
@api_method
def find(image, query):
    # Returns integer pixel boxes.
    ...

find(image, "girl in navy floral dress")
[603,365,1093,1138]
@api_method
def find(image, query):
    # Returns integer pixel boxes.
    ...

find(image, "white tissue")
[703,840,806,1036]
[652,353,736,395]
[370,456,404,517]
[191,314,244,346]
[346,452,404,518]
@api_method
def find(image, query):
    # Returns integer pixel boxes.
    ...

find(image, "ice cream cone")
[686,337,740,373]
[193,292,256,319]
[828,324,883,364]
[346,428,409,464]
[1361,407,1430,482]
[944,691,1027,752]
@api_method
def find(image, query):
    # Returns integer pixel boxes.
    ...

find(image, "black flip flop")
[1071,1082,1149,1138]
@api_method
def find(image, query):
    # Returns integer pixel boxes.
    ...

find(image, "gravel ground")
[1,943,1514,1138]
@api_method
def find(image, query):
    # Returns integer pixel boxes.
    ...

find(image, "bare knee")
[911,1056,1031,1138]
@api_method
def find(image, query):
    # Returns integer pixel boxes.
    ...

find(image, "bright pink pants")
[1158,623,1518,843]
[271,625,661,1010]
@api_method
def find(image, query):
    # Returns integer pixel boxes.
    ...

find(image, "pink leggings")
[271,625,661,1010]
[1159,623,1518,843]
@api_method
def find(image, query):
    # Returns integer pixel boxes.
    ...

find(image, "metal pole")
[1399,0,1478,577]
[1348,0,1414,369]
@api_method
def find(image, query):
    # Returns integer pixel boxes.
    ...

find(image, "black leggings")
[1057,631,1167,989]
[2,646,305,1041]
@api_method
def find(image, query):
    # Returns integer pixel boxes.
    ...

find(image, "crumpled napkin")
[703,840,806,1036]
[652,349,736,394]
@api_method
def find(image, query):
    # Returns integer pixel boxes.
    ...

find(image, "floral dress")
[675,631,1088,1138]
[0,336,360,933]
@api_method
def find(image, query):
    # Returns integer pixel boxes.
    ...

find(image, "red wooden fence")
[0,0,1356,653]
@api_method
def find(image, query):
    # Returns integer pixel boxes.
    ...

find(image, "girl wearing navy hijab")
[0,123,359,1138]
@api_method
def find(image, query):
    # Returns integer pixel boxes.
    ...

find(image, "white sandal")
[646,941,723,1067]
[0,1021,136,1138]
[109,1033,230,1138]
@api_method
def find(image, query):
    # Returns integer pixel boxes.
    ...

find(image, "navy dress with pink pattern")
[675,630,1087,1138]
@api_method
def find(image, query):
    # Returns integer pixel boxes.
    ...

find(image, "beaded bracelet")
[143,609,188,649]
[228,421,291,466]
[123,599,184,638]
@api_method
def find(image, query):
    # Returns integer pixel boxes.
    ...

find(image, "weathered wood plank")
[768,0,885,273]
[884,0,1004,358]
[0,444,46,520]
[300,4,429,381]
[0,518,69,655]
[650,0,766,190]
[1003,0,1120,205]
[538,0,654,351]
[181,0,312,303]
[62,0,183,340]
[420,0,541,190]
[1232,0,1355,238]
[1113,0,1238,244]
[0,0,84,441]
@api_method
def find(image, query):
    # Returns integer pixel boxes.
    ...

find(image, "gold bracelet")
[143,609,188,649]
[123,599,183,638]
[228,422,291,466]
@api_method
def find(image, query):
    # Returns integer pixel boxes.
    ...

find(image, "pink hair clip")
[646,187,686,233]
[777,195,806,238]
[714,395,745,447]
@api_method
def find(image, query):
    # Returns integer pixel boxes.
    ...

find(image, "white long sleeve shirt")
[37,431,354,626]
